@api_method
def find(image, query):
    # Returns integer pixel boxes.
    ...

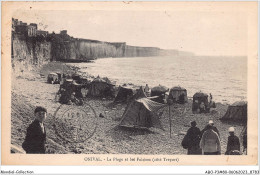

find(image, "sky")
[13,10,247,56]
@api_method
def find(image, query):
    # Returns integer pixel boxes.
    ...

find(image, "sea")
[69,56,247,104]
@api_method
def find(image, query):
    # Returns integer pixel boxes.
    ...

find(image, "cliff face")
[12,34,51,73]
[69,40,126,60]
[12,32,187,73]
[125,45,160,57]
[50,34,126,61]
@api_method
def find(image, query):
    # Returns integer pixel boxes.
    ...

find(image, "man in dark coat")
[225,127,240,155]
[186,121,202,155]
[22,106,47,154]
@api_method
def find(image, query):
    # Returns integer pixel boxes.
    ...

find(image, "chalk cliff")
[12,34,51,73]
[50,34,126,61]
[11,30,193,73]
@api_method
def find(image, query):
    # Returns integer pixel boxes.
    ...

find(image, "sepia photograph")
[1,1,258,167]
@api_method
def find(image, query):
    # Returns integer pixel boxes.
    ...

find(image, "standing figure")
[22,106,47,154]
[225,127,240,155]
[186,121,202,155]
[199,102,206,113]
[201,120,220,137]
[192,100,199,113]
[144,84,150,96]
[200,125,221,155]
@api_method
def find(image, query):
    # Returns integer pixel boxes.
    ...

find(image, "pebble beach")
[11,62,245,154]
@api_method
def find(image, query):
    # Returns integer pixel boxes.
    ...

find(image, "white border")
[0,0,259,174]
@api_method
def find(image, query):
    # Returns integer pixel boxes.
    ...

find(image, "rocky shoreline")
[11,62,245,154]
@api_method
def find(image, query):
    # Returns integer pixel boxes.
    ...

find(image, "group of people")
[22,106,247,155]
[192,100,209,113]
[182,120,246,155]
[57,81,84,106]
[192,93,216,114]
[67,92,83,105]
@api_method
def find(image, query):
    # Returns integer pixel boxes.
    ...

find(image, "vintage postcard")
[1,1,258,166]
